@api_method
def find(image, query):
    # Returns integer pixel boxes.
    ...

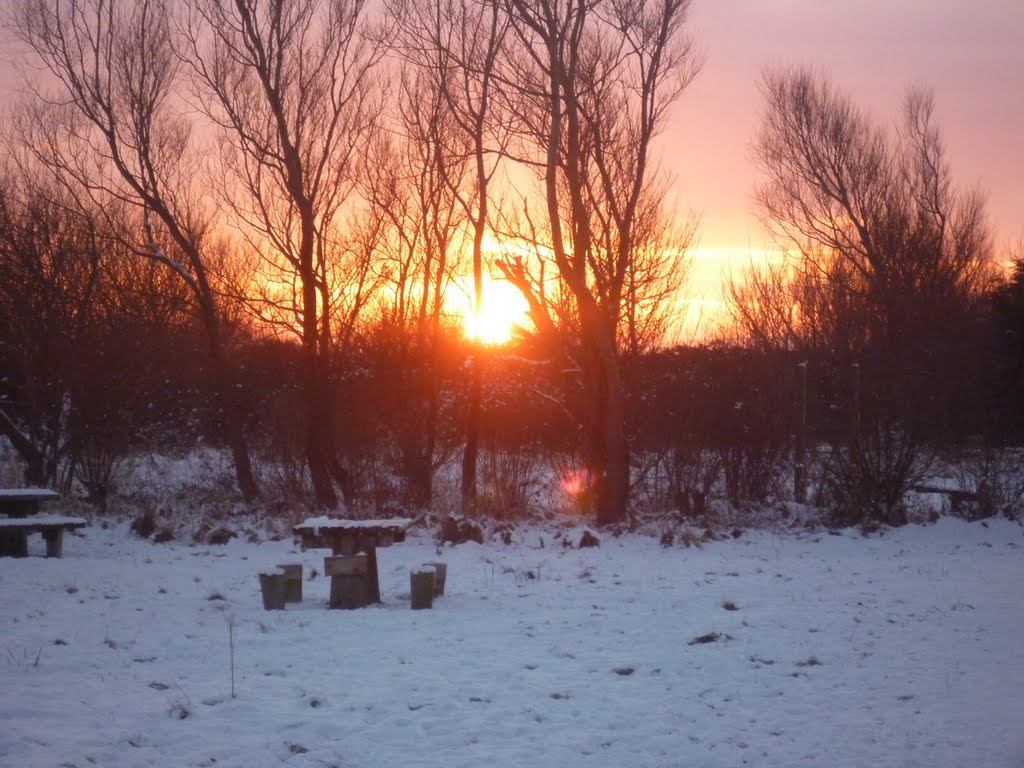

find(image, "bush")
[477,448,543,519]
[953,445,1024,521]
[825,426,930,527]
[130,509,156,539]
[436,516,484,545]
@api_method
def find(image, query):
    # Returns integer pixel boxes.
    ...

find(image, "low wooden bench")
[0,516,87,558]
[910,485,982,517]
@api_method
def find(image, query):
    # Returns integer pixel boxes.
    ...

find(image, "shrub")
[825,425,930,527]
[130,509,156,539]
[436,516,484,545]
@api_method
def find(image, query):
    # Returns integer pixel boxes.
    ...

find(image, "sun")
[457,277,532,345]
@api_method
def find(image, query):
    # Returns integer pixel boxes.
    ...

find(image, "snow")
[0,488,61,500]
[2,517,1023,768]
[296,517,414,532]
[0,515,87,528]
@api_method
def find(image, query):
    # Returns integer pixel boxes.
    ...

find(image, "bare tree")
[747,69,994,363]
[9,0,259,499]
[386,0,510,511]
[496,0,700,524]
[178,0,389,507]
[732,68,998,522]
[615,190,696,356]
[356,57,469,506]
[989,243,1024,439]
[0,170,99,487]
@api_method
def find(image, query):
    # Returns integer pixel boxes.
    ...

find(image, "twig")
[225,612,237,699]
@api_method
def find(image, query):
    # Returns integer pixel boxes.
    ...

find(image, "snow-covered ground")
[2,517,1022,768]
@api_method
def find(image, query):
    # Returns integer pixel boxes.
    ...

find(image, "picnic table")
[294,517,412,605]
[0,489,86,557]
[0,488,61,516]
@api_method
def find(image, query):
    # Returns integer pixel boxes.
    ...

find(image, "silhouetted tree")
[731,70,995,434]
[357,57,469,506]
[0,176,99,486]
[10,0,260,500]
[179,0,390,507]
[728,69,997,523]
[383,0,515,511]
[989,248,1024,439]
[496,0,701,524]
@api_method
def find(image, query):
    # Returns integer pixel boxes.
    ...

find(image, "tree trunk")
[319,283,355,507]
[405,442,432,508]
[404,352,438,510]
[578,305,629,526]
[305,345,338,509]
[299,214,338,509]
[199,298,259,501]
[422,361,439,506]
[216,358,260,502]
[461,187,487,512]
[794,360,808,503]
[595,347,629,526]
[461,355,482,513]
[0,408,46,486]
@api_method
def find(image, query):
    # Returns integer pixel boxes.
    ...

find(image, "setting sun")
[456,277,532,345]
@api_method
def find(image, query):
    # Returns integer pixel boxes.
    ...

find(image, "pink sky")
[667,0,1024,255]
[1,0,1020,284]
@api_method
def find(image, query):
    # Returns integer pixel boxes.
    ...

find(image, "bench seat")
[0,516,87,558]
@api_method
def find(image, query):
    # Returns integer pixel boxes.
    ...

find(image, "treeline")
[1,181,1021,521]
[0,0,1020,526]
[713,71,1024,524]
[2,0,704,523]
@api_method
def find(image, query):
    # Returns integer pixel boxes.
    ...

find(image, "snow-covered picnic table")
[0,487,61,516]
[293,517,413,605]
[0,488,85,557]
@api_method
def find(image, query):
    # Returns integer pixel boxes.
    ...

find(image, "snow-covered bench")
[0,515,87,558]
[910,484,983,517]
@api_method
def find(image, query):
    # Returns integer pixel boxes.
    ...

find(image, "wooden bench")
[910,485,982,517]
[0,515,87,557]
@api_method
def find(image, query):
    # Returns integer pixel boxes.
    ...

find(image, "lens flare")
[559,468,587,498]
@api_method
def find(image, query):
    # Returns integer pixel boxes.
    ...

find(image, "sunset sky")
[1,0,1021,334]
[666,0,1024,324]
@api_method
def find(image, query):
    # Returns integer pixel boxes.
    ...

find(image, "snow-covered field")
[2,517,1022,768]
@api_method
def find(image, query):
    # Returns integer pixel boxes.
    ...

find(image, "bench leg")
[43,529,64,558]
[0,530,29,557]
[365,547,382,603]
